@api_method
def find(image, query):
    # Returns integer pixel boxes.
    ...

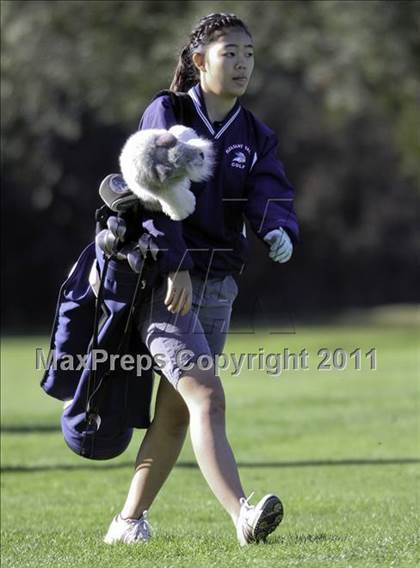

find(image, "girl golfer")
[104,12,299,546]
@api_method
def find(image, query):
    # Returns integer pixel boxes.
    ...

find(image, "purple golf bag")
[41,233,161,460]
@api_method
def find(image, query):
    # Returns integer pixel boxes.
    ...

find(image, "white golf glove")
[263,227,293,263]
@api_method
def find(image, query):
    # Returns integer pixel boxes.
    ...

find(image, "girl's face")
[196,27,255,98]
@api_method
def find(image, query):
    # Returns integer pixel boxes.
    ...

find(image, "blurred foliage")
[1,0,420,329]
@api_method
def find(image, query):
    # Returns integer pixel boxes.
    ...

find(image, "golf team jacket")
[138,82,299,279]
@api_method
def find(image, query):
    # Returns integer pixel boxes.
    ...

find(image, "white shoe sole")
[252,494,284,542]
[103,533,150,545]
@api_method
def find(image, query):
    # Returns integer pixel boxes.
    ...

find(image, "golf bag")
[41,90,195,460]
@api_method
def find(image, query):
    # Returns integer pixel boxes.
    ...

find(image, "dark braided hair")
[169,13,252,93]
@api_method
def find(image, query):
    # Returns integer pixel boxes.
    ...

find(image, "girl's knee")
[177,365,226,417]
[152,375,190,434]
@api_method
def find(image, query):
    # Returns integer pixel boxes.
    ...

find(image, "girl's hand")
[165,270,193,315]
[263,227,293,263]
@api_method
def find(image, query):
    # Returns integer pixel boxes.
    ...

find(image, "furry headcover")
[119,125,215,221]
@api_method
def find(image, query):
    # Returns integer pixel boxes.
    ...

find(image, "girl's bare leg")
[120,364,246,527]
[120,375,189,519]
[176,364,246,525]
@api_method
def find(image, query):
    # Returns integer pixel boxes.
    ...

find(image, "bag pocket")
[221,274,239,302]
[191,274,239,307]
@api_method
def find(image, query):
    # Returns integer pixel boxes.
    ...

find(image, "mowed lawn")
[1,324,419,567]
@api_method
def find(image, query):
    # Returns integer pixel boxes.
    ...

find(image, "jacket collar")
[187,82,242,139]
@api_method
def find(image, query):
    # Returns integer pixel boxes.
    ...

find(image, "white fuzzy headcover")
[119,125,215,220]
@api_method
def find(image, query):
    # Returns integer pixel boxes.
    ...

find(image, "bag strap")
[152,89,196,128]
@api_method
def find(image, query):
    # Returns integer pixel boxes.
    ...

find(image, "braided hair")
[169,12,252,93]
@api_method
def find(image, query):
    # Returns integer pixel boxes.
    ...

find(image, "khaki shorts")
[136,272,239,389]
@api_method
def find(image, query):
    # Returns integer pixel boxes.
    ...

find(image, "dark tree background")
[2,0,419,331]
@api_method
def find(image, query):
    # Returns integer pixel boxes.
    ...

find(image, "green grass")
[1,325,419,567]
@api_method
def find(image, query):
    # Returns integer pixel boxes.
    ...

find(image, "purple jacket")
[137,82,299,278]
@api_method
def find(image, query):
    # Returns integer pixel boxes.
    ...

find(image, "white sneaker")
[103,511,152,544]
[236,492,284,546]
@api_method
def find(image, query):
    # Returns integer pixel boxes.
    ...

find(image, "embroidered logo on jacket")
[226,144,251,170]
[231,151,247,168]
